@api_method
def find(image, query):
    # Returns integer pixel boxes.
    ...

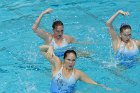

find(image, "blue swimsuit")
[51,67,77,93]
[116,41,139,68]
[50,37,68,50]
[50,37,68,57]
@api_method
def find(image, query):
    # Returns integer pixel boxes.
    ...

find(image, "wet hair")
[63,50,77,59]
[52,20,63,29]
[120,23,131,33]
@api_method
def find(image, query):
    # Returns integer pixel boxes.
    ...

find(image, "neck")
[121,39,131,44]
[53,35,63,40]
[62,66,73,79]
[63,66,73,72]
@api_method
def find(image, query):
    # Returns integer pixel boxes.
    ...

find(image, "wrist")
[116,11,120,15]
[40,13,45,16]
[95,83,100,86]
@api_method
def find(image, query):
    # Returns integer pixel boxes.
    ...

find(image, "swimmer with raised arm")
[40,45,111,93]
[32,8,94,57]
[106,10,140,68]
[32,8,75,50]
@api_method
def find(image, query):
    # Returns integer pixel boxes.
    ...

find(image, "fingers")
[123,12,129,16]
[47,46,54,56]
[42,8,53,15]
[103,86,111,91]
[46,8,53,13]
[118,10,130,16]
[105,87,112,91]
[100,84,112,91]
[46,51,53,58]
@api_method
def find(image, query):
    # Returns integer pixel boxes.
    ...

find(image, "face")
[64,53,76,70]
[120,29,131,43]
[53,25,64,39]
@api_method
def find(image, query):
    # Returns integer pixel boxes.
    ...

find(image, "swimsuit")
[50,37,68,50]
[50,37,69,57]
[51,67,77,93]
[116,41,139,68]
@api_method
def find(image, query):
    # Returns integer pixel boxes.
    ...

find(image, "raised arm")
[39,45,61,68]
[106,10,129,51]
[32,8,53,41]
[78,70,111,90]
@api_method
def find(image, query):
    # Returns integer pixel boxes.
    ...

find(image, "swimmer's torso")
[51,67,77,93]
[116,40,139,68]
[116,40,139,60]
[49,37,68,50]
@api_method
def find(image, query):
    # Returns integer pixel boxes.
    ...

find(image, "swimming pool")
[0,0,140,93]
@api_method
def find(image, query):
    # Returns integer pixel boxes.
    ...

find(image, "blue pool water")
[0,0,140,93]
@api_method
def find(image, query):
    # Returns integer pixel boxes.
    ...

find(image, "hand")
[118,10,129,16]
[98,84,112,91]
[42,8,53,15]
[47,46,54,56]
[40,45,54,57]
[40,45,50,52]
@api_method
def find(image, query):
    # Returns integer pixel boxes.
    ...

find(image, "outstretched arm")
[32,8,53,41]
[71,37,94,45]
[39,45,61,68]
[73,41,95,45]
[64,34,93,45]
[78,70,111,90]
[106,10,129,51]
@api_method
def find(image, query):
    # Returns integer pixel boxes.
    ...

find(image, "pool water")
[0,0,140,93]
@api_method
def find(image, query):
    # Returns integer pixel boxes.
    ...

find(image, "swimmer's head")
[52,20,64,39]
[120,23,132,43]
[120,23,131,33]
[63,50,77,70]
[64,50,77,59]
[52,20,63,29]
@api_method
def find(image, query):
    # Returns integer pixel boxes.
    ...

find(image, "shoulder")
[134,40,140,48]
[46,34,53,44]
[63,34,75,43]
[74,69,83,79]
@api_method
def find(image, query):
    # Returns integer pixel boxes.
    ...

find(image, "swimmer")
[106,10,140,68]
[40,45,111,93]
[32,8,75,50]
[32,8,94,58]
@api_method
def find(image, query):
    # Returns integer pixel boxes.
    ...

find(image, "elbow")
[32,26,37,31]
[106,21,111,27]
[106,21,110,26]
[71,38,75,43]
